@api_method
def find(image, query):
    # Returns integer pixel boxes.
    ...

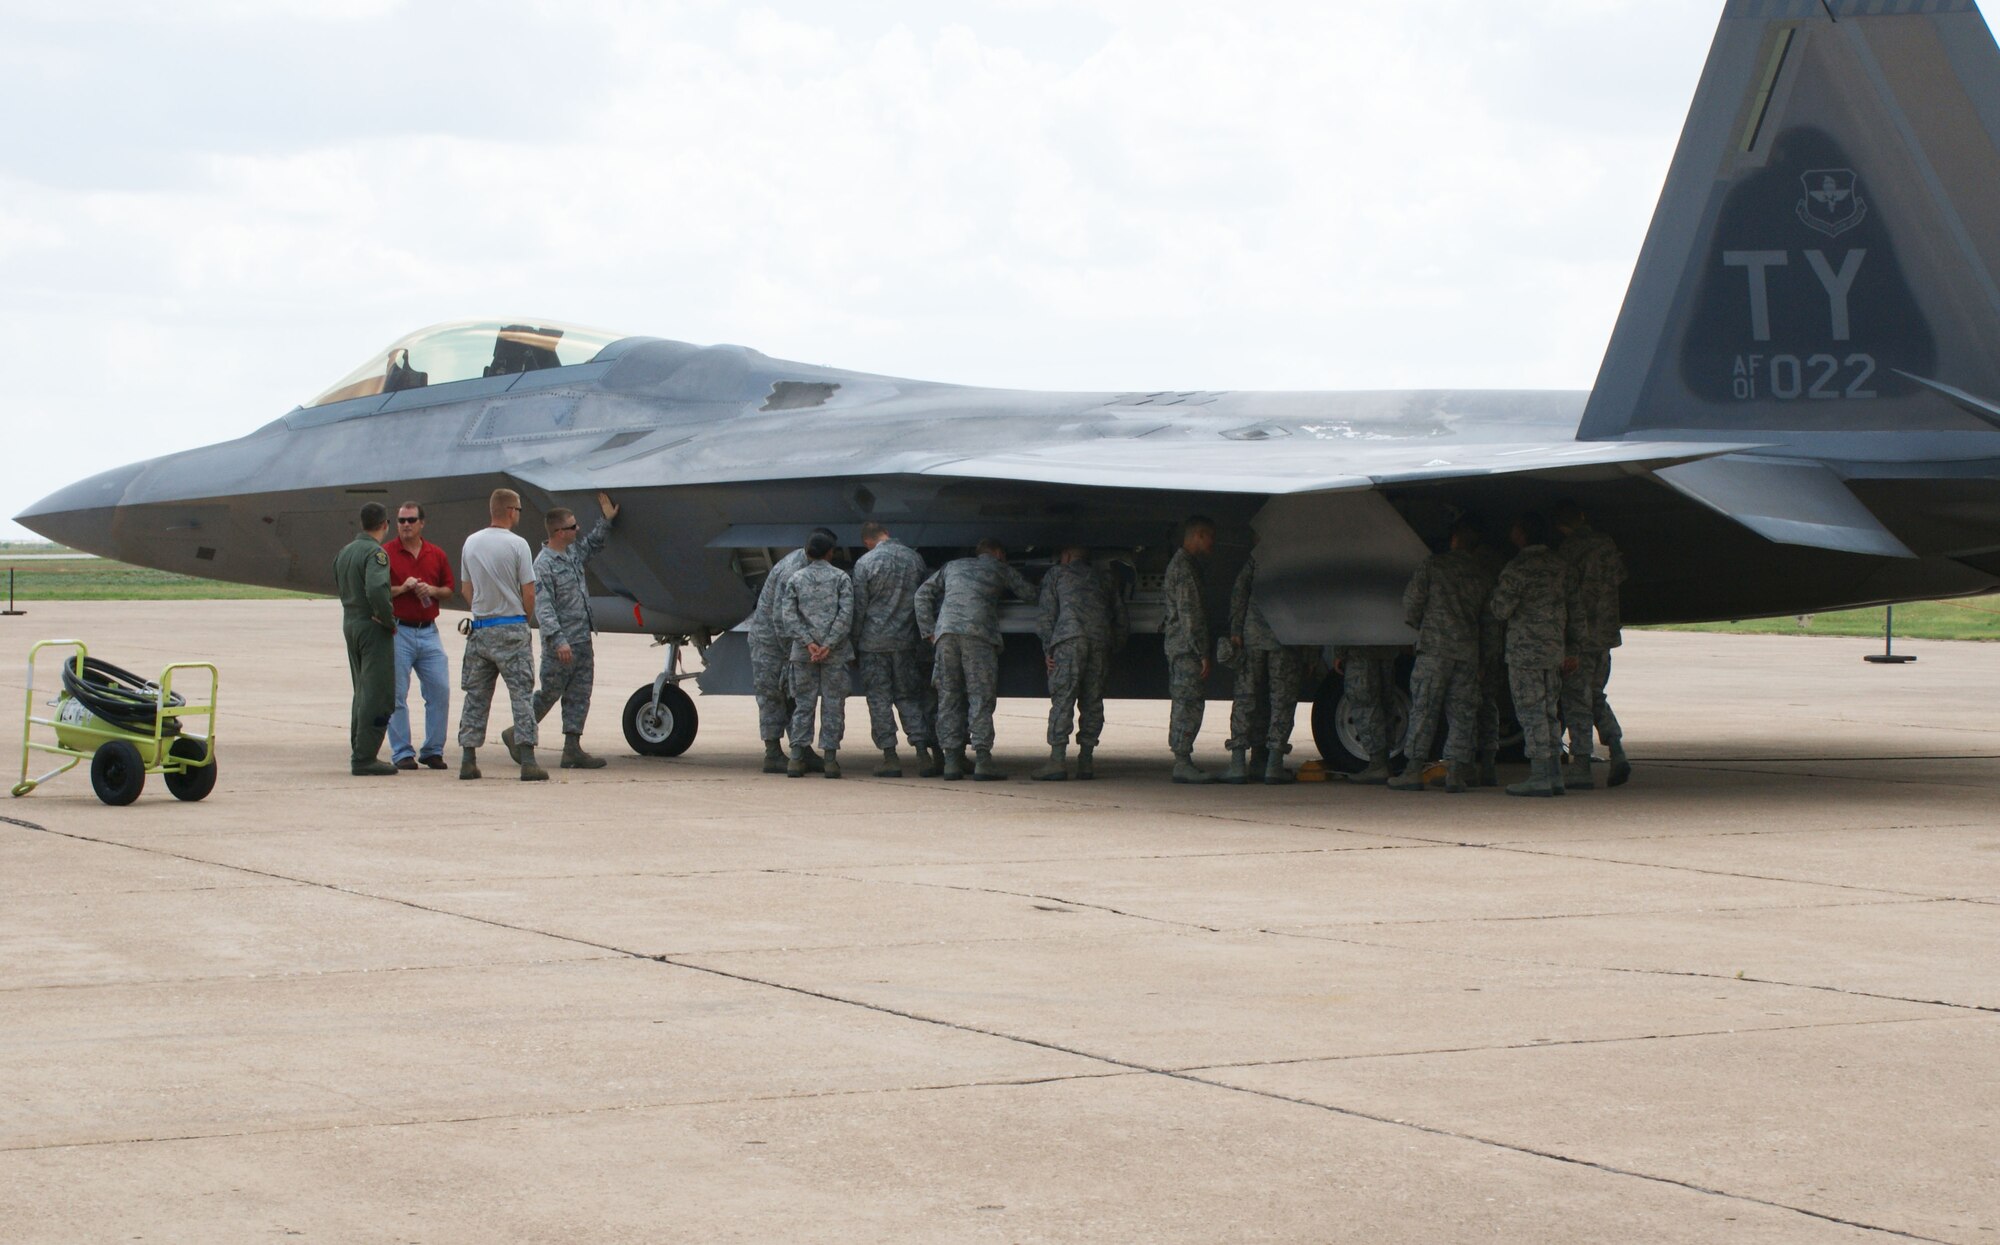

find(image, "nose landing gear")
[622,634,701,757]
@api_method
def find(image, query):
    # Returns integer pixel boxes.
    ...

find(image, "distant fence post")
[1863,604,1915,664]
[2,567,23,616]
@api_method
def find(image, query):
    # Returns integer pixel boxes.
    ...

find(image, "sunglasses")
[396,517,422,524]
[556,523,579,532]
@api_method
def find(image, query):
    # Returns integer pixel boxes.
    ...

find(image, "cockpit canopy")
[307,319,627,407]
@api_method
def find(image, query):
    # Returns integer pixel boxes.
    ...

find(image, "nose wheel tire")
[623,684,698,757]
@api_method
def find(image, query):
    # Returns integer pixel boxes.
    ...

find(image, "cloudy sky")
[0,0,1720,539]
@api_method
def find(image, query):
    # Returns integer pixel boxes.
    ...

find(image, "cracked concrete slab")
[825,841,1875,933]
[0,869,571,991]
[0,1075,1895,1243]
[1287,897,2000,1011]
[1201,1017,1999,1243]
[676,929,1936,1069]
[1517,823,2000,898]
[0,957,1097,1152]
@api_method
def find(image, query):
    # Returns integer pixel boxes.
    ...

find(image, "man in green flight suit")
[334,502,399,776]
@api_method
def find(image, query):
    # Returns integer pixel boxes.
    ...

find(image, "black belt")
[400,619,434,630]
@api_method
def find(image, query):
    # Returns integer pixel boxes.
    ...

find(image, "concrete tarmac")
[1,600,1995,1243]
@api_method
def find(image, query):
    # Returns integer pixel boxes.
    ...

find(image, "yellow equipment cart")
[12,639,218,805]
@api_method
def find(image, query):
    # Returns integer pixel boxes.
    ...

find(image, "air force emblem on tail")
[1798,169,1866,238]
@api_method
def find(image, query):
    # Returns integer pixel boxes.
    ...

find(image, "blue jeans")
[389,623,450,761]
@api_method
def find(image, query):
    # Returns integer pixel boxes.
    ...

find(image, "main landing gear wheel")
[624,684,698,757]
[1308,671,1410,774]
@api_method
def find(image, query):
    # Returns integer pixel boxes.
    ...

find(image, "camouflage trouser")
[860,648,934,750]
[1477,657,1504,753]
[749,633,793,744]
[1561,648,1622,752]
[1344,655,1397,756]
[1508,664,1563,761]
[533,637,595,735]
[459,622,536,750]
[1046,637,1111,748]
[1228,645,1301,753]
[933,634,1000,751]
[1402,653,1479,764]
[789,659,850,753]
[1167,652,1206,756]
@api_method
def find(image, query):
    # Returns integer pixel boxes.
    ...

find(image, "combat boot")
[1171,753,1217,784]
[1352,751,1392,784]
[352,759,397,776]
[1250,748,1270,780]
[822,750,842,779]
[941,748,965,781]
[1563,751,1595,791]
[1387,758,1428,791]
[787,748,807,778]
[875,747,903,778]
[1506,757,1558,797]
[1075,745,1096,780]
[518,750,548,782]
[1606,739,1632,787]
[761,740,786,774]
[1032,745,1068,781]
[1220,748,1250,784]
[1263,750,1295,785]
[459,747,481,781]
[1443,761,1470,794]
[972,748,1006,781]
[1476,750,1499,787]
[918,746,945,779]
[801,745,826,774]
[562,733,607,770]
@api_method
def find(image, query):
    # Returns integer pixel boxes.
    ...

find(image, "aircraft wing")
[912,436,1756,494]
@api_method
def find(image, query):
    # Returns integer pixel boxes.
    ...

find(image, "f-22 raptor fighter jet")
[22,0,2000,765]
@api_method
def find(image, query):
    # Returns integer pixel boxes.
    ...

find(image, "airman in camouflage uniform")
[512,492,617,770]
[1337,646,1402,783]
[1224,552,1302,785]
[778,533,854,778]
[457,488,546,782]
[333,503,398,776]
[1163,517,1218,784]
[851,522,937,778]
[915,538,1034,781]
[1471,536,1509,787]
[1490,512,1578,797]
[1554,501,1631,789]
[748,528,835,774]
[1390,520,1493,794]
[1033,545,1129,781]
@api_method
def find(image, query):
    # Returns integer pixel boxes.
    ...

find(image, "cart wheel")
[164,737,217,803]
[9,781,34,798]
[90,740,146,806]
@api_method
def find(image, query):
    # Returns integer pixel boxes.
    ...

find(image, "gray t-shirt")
[461,526,536,619]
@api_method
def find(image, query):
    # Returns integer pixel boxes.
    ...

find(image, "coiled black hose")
[61,656,182,736]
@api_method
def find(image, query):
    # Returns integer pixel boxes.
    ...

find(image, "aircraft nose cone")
[13,460,148,556]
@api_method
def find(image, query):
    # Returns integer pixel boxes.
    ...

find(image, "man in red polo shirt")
[384,500,456,770]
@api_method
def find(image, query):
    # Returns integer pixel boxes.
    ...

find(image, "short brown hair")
[490,488,521,520]
[397,501,425,520]
[860,521,889,542]
[544,507,574,536]
[975,538,1005,557]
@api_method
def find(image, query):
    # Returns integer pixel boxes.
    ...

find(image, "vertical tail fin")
[1579,1,2000,441]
